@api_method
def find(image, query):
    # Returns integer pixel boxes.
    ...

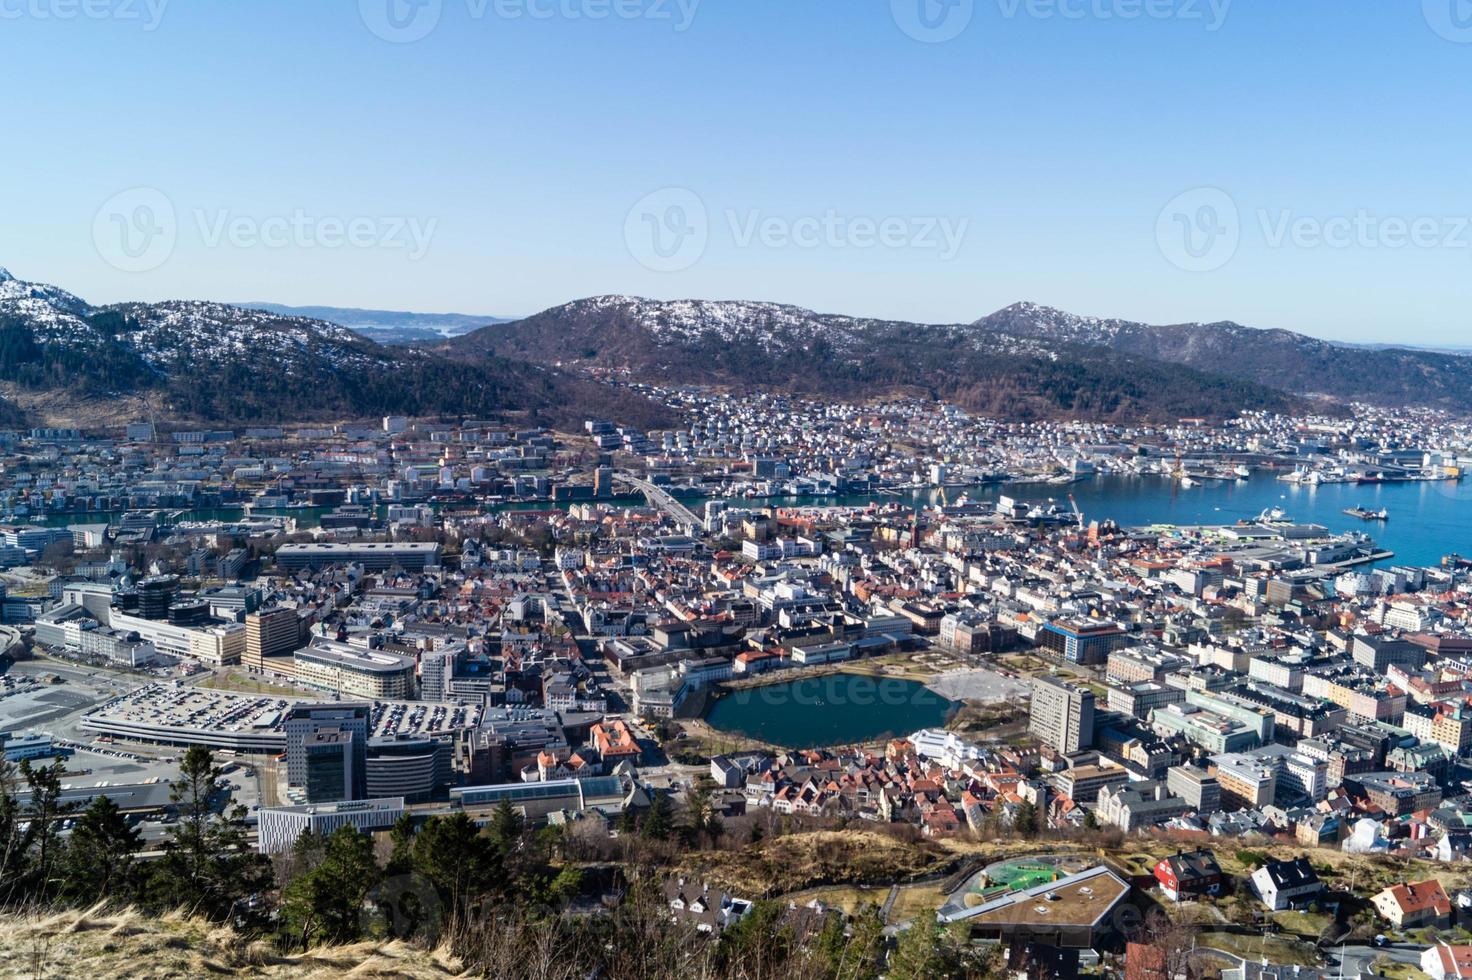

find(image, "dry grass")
[885,882,947,924]
[776,885,884,917]
[677,830,943,896]
[1195,930,1318,967]
[0,905,466,979]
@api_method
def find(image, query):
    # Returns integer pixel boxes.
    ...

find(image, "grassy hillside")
[0,904,464,979]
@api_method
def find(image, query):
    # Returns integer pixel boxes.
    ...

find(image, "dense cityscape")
[6,3,1472,976]
[1,395,1471,977]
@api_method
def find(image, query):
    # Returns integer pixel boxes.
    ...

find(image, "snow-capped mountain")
[0,268,668,427]
[102,300,393,374]
[445,295,1303,420]
[0,266,92,318]
[974,301,1472,410]
[450,294,1055,363]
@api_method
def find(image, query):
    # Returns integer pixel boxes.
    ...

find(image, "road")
[618,472,702,531]
[1326,941,1428,977]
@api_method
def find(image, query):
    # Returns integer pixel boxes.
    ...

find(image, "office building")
[1037,619,1128,666]
[257,798,405,854]
[1166,764,1222,814]
[293,639,417,699]
[284,703,370,799]
[366,734,452,802]
[136,575,179,620]
[1029,675,1095,753]
[274,542,441,572]
[244,607,301,670]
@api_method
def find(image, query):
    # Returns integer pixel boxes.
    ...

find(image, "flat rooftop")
[83,683,482,743]
[941,865,1131,929]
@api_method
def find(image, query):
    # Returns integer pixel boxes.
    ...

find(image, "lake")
[703,673,959,748]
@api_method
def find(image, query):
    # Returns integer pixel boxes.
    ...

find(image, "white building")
[256,797,405,854]
[908,728,983,768]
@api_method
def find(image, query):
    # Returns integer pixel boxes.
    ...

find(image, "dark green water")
[703,673,958,748]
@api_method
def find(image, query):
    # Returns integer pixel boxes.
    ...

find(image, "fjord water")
[748,474,1472,570]
[37,475,1470,569]
[704,675,958,748]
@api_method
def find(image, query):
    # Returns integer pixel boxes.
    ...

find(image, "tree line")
[0,743,1016,978]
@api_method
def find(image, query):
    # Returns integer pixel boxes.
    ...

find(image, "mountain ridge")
[441,294,1310,421]
[974,301,1472,409]
[0,270,668,429]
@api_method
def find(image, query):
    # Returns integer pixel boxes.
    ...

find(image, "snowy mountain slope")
[0,269,668,427]
[444,295,1303,420]
[976,302,1472,409]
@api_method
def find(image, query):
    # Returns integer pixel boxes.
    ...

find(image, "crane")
[1067,494,1084,530]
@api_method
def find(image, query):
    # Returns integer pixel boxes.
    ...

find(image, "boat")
[1343,506,1388,521]
[1233,465,1252,479]
[1178,475,1198,488]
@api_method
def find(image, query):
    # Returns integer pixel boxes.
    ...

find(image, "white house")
[1250,857,1323,911]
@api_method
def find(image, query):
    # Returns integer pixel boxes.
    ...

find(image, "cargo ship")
[1343,506,1388,521]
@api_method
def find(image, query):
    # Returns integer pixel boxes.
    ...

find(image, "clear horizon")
[3,2,1472,345]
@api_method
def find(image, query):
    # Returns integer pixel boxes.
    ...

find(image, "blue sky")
[2,1,1471,342]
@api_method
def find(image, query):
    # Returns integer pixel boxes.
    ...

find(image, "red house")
[1153,849,1223,902]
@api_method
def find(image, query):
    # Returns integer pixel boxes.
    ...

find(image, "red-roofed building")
[1374,878,1452,930]
[1423,944,1472,980]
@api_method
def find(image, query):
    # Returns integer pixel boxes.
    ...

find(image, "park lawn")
[198,670,309,698]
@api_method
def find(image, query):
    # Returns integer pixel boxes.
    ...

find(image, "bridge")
[617,472,702,532]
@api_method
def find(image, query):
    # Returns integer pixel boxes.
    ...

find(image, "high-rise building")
[136,575,179,620]
[302,729,364,803]
[419,647,456,702]
[244,607,301,671]
[366,734,451,802]
[1029,675,1095,754]
[283,703,370,801]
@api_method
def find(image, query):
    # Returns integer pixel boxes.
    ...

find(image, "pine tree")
[384,811,416,877]
[0,760,23,904]
[1014,798,1038,838]
[61,795,141,904]
[486,799,523,857]
[683,784,721,848]
[640,791,674,841]
[18,758,73,898]
[409,813,502,912]
[886,919,946,980]
[152,746,272,921]
[281,826,380,948]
